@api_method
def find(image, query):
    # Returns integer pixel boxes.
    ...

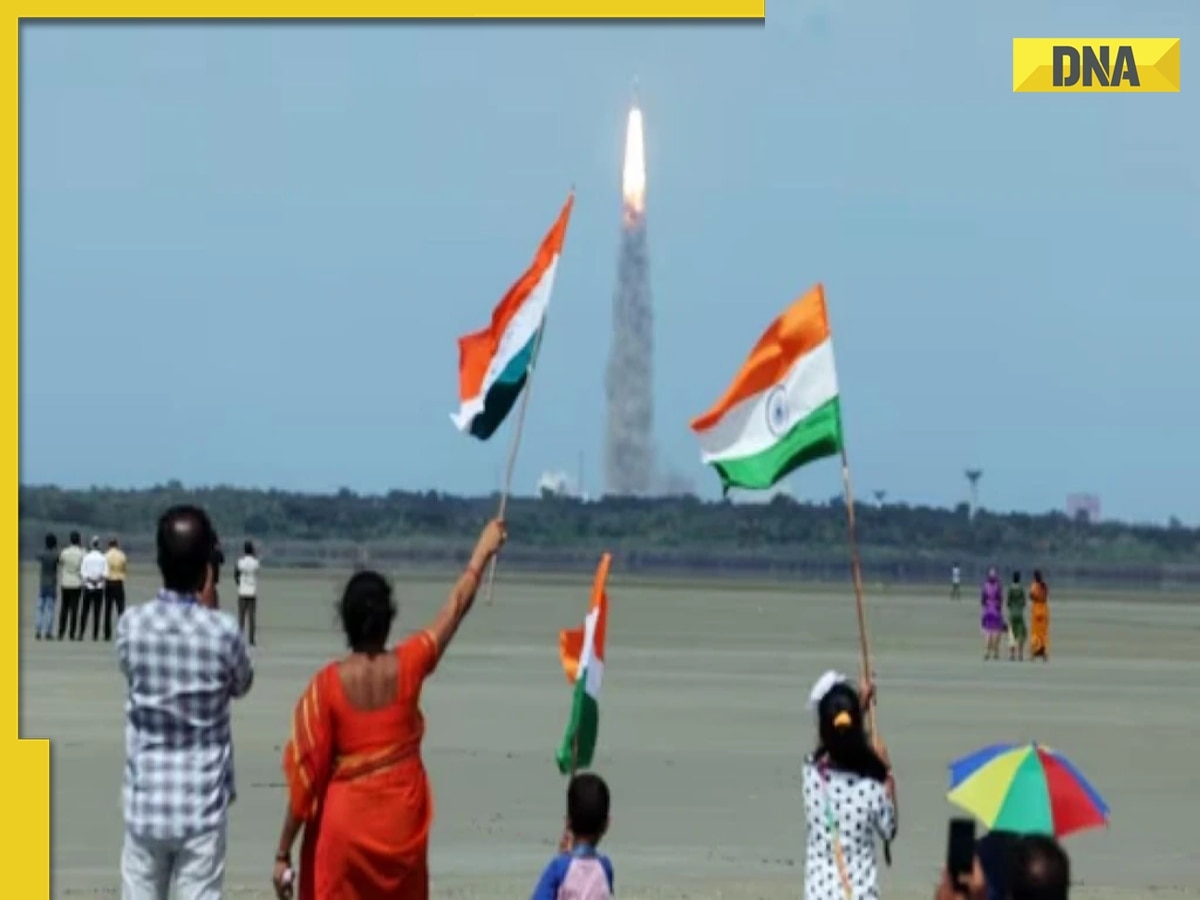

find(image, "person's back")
[38,543,58,593]
[106,543,127,581]
[532,773,614,900]
[236,553,259,598]
[59,542,84,589]
[120,599,251,830]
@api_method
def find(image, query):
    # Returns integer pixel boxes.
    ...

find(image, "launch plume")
[605,93,656,497]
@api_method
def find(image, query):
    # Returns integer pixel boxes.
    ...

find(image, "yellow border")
[10,14,51,893]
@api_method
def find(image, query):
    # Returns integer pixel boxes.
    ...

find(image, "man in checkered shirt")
[117,504,254,899]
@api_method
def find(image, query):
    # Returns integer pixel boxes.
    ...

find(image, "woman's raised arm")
[426,519,507,658]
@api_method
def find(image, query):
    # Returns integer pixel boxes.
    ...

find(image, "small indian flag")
[451,193,574,440]
[690,284,843,492]
[556,552,612,775]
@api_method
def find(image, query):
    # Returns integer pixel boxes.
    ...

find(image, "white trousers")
[121,823,226,900]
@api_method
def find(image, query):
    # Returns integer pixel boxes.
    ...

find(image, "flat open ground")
[19,564,1200,899]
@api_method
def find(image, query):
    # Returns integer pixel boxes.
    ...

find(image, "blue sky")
[20,5,1199,524]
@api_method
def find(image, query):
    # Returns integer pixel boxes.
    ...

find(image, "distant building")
[537,471,583,500]
[1067,493,1101,523]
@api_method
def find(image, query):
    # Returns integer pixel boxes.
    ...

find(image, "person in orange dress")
[271,519,507,900]
[1028,569,1050,662]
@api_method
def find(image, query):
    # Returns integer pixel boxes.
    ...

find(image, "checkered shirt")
[117,589,254,840]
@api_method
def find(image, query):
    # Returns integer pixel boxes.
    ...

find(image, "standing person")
[531,772,615,900]
[803,671,897,900]
[1006,571,1028,661]
[118,505,254,900]
[104,537,128,641]
[79,536,109,642]
[1029,570,1051,663]
[950,563,962,601]
[57,531,85,641]
[271,519,507,900]
[36,533,59,641]
[210,536,226,609]
[236,541,260,647]
[980,568,1005,661]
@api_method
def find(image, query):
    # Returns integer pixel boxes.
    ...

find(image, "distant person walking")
[236,541,260,647]
[36,533,59,641]
[1006,571,1028,661]
[57,531,85,641]
[950,564,962,601]
[1029,570,1051,663]
[271,519,506,900]
[118,504,254,900]
[980,568,1005,661]
[79,536,109,641]
[105,537,128,641]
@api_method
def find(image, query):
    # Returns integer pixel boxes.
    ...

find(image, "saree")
[1029,582,1049,657]
[283,631,440,900]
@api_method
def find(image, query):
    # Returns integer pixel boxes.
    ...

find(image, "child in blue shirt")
[531,772,615,899]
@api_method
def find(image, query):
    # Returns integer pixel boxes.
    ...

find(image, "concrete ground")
[20,565,1200,899]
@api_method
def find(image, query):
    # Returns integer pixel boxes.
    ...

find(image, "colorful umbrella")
[947,742,1110,838]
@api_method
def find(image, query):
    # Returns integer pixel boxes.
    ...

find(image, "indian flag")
[690,284,843,492]
[555,552,611,775]
[451,193,574,440]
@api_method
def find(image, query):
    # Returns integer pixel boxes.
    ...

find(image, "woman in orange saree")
[271,519,506,900]
[1029,569,1050,662]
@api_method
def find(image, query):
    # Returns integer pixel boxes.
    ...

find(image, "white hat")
[807,669,849,711]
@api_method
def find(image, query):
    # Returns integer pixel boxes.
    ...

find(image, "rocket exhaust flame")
[622,105,646,223]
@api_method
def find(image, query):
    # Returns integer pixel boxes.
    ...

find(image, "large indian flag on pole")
[690,284,843,493]
[450,193,574,440]
[555,552,612,775]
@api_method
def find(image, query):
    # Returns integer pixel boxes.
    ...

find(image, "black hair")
[1008,835,1070,900]
[44,533,57,550]
[1012,570,1022,583]
[69,531,81,546]
[244,540,255,555]
[566,772,610,840]
[156,504,217,594]
[815,682,889,783]
[339,570,396,652]
[1033,569,1044,583]
[109,537,119,548]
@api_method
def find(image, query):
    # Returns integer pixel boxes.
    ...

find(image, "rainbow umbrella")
[947,742,1110,838]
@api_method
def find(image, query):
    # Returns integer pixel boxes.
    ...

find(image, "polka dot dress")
[802,756,897,900]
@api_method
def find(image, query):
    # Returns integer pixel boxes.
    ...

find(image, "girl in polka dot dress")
[803,672,897,900]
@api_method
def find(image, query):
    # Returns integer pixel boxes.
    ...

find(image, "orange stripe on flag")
[457,193,574,402]
[689,284,830,433]
[559,551,612,684]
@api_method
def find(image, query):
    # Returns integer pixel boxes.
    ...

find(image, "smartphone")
[947,817,976,879]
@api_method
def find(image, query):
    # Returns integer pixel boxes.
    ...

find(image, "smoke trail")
[604,100,656,497]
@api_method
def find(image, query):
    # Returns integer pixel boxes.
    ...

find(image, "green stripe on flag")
[556,671,599,774]
[711,396,843,492]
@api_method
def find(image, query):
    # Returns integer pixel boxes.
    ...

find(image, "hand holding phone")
[946,817,977,897]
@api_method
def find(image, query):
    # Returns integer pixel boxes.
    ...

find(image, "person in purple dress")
[980,568,1005,660]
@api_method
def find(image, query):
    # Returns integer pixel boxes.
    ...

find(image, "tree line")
[18,483,1200,588]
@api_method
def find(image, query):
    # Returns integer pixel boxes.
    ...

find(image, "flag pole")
[838,444,876,729]
[482,319,549,606]
[838,443,892,866]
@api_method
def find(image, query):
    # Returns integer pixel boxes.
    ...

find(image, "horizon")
[18,479,1196,530]
[21,13,1199,524]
